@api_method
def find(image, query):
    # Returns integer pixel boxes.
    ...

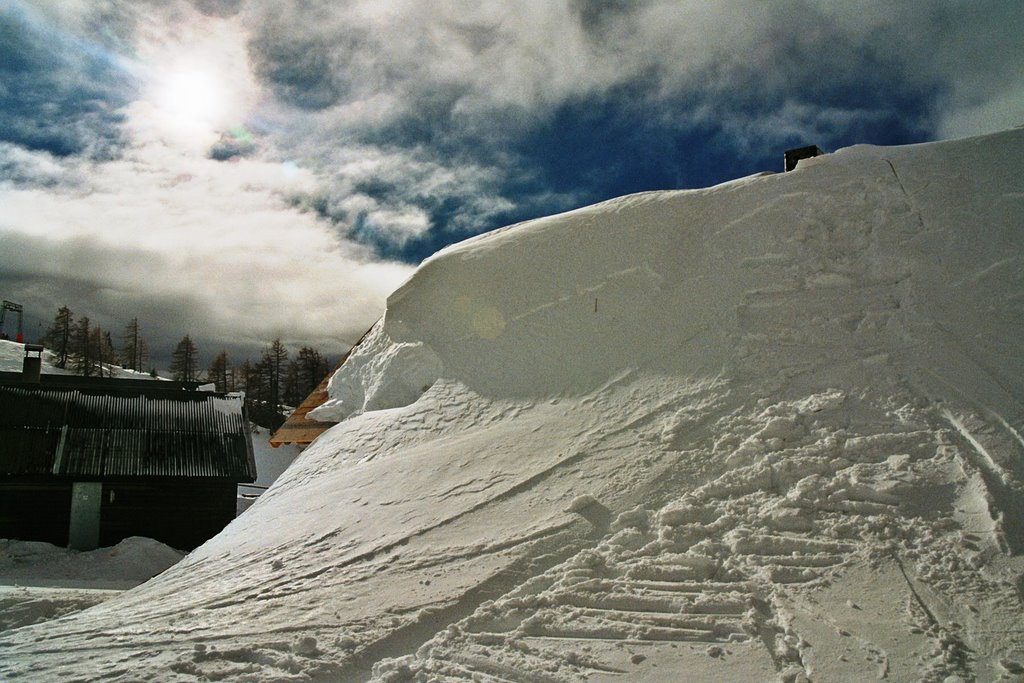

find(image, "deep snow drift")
[0,537,186,634]
[2,129,1023,682]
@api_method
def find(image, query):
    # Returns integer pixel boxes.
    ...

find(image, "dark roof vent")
[784,145,824,172]
[22,344,43,384]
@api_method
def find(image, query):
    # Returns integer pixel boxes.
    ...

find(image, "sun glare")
[132,16,259,146]
[155,68,226,127]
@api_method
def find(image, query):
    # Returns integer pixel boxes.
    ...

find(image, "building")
[784,144,824,172]
[267,364,339,448]
[269,324,375,449]
[0,350,255,551]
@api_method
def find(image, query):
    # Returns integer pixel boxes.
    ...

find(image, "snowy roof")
[0,374,255,481]
[268,324,375,447]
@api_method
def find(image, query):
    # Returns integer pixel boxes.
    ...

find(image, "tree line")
[41,306,332,428]
[41,306,145,378]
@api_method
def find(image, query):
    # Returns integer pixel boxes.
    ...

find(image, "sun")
[133,25,260,148]
[154,67,227,128]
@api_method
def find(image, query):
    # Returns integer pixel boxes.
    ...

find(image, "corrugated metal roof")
[0,384,255,481]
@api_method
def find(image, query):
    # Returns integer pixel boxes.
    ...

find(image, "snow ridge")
[2,129,1024,682]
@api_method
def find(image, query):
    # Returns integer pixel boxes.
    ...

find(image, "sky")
[1,0,1022,370]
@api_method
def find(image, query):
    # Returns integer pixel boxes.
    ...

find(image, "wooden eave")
[268,324,376,448]
[268,363,339,447]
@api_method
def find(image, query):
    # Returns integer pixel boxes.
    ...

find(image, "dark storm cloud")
[0,230,211,360]
[0,2,137,159]
[191,0,244,18]
[251,33,346,110]
[208,131,257,161]
[570,0,642,36]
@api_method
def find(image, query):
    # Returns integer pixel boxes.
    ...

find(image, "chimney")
[784,144,824,172]
[23,343,43,384]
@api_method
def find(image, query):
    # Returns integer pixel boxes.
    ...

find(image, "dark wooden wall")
[100,480,238,551]
[0,479,238,551]
[0,481,72,546]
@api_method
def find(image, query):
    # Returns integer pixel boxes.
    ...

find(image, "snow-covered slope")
[0,537,186,634]
[0,340,71,376]
[3,129,1023,682]
[0,339,155,379]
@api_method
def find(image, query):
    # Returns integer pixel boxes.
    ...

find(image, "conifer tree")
[70,316,93,376]
[90,327,117,377]
[262,338,289,410]
[239,359,258,399]
[295,346,329,399]
[169,335,199,381]
[283,359,301,407]
[119,318,148,372]
[103,330,117,372]
[208,351,231,393]
[43,306,74,369]
[239,356,282,429]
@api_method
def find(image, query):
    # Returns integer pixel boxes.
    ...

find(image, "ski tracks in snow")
[364,388,1024,682]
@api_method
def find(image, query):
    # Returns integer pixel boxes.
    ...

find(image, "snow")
[0,340,159,380]
[0,537,185,633]
[238,428,302,514]
[3,128,1024,681]
[0,341,68,376]
[0,537,185,591]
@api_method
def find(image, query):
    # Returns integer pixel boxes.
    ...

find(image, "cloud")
[244,2,932,128]
[0,138,412,364]
[0,0,417,366]
[0,1,136,158]
[236,0,1021,259]
[1,0,1021,369]
[284,142,518,259]
[192,0,244,19]
[938,84,1024,141]
[0,143,82,189]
